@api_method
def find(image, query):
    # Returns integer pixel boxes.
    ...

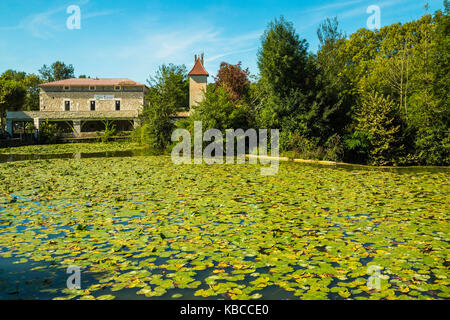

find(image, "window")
[89,86,96,91]
[90,100,96,111]
[64,101,70,111]
[115,100,121,111]
[114,86,121,91]
[63,86,70,91]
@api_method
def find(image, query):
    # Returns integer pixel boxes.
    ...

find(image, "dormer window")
[114,86,121,91]
[89,86,96,91]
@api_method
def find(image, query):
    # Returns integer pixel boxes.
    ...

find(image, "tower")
[188,53,209,111]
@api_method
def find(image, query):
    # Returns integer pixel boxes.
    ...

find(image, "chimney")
[201,53,204,65]
[194,54,197,63]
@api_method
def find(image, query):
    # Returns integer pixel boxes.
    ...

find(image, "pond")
[0,143,448,300]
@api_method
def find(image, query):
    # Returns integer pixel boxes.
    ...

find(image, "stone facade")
[6,79,148,138]
[40,87,146,112]
[189,75,207,109]
[188,55,209,110]
[5,59,210,139]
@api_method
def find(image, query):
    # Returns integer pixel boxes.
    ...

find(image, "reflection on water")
[0,149,158,164]
[1,149,448,174]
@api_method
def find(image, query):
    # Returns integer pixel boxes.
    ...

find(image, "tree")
[134,64,189,150]
[1,70,26,82]
[190,85,249,132]
[355,92,405,165]
[411,7,450,165]
[147,64,189,112]
[38,61,75,82]
[314,17,353,142]
[23,74,41,110]
[256,16,317,135]
[214,62,250,102]
[0,79,26,130]
[257,16,312,98]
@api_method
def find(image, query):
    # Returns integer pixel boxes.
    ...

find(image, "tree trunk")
[0,111,5,132]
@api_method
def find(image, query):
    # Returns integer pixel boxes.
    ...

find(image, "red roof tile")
[188,58,209,76]
[39,78,147,87]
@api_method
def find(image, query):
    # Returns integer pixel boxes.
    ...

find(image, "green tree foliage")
[257,16,312,98]
[355,92,405,165]
[22,74,41,110]
[0,79,26,130]
[133,64,188,150]
[97,119,117,143]
[256,16,317,142]
[1,70,41,111]
[38,61,75,82]
[314,18,353,142]
[190,85,249,132]
[39,120,61,144]
[332,6,449,165]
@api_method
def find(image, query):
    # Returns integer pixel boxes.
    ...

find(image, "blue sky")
[0,0,445,83]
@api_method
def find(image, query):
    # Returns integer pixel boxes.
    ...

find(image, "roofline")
[39,78,148,88]
[188,57,209,76]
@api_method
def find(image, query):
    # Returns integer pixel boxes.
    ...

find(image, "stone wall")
[189,75,207,109]
[40,88,145,112]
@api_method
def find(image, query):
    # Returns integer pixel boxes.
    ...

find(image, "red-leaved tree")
[214,62,250,102]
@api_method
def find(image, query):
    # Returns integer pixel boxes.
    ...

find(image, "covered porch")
[6,111,140,139]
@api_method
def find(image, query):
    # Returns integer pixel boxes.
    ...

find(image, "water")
[0,149,448,300]
[1,150,448,175]
[0,149,157,164]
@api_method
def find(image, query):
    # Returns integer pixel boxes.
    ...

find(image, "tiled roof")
[6,111,140,120]
[39,78,147,87]
[188,58,209,76]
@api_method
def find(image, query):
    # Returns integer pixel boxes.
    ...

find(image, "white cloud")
[0,0,114,39]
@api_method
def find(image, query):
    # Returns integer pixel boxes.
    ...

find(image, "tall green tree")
[257,16,312,98]
[355,92,405,165]
[147,64,189,113]
[256,16,317,141]
[314,17,353,142]
[134,64,188,150]
[0,79,26,130]
[23,74,41,110]
[38,61,75,82]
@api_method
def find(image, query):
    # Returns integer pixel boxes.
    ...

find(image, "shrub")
[355,92,405,165]
[39,120,61,144]
[343,131,371,164]
[324,134,344,161]
[98,120,116,143]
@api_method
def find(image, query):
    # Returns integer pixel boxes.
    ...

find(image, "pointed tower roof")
[188,56,209,76]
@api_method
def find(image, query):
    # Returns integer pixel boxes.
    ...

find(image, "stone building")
[5,55,208,138]
[6,78,148,138]
[188,54,209,110]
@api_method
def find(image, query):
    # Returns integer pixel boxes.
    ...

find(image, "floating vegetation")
[0,148,448,300]
[0,141,143,155]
